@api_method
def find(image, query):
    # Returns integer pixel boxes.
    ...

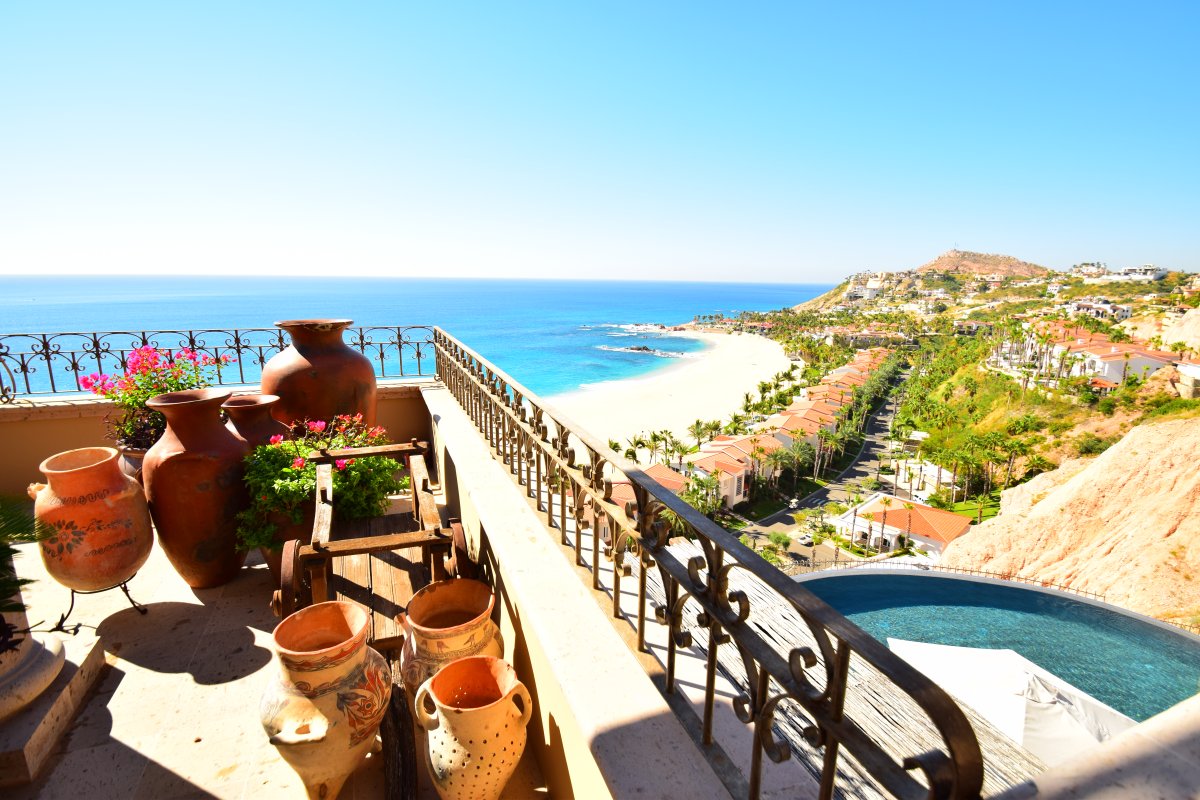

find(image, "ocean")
[0,276,829,397]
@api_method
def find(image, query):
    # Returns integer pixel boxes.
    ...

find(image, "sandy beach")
[547,330,794,446]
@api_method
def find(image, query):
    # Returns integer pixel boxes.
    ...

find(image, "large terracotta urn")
[261,601,392,800]
[222,393,289,447]
[143,388,249,588]
[398,578,503,697]
[260,319,376,426]
[28,447,153,592]
[415,656,532,800]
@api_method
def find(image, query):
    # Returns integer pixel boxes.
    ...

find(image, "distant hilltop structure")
[915,249,1051,278]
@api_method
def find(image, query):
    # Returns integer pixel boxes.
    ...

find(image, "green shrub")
[1097,397,1116,416]
[768,531,792,549]
[1074,432,1117,456]
[237,416,409,551]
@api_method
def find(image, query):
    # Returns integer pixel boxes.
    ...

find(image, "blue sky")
[1,2,1197,280]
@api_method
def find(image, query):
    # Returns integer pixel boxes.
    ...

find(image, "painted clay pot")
[398,578,503,697]
[28,447,153,592]
[415,656,532,800]
[143,388,249,588]
[260,319,377,427]
[261,601,392,800]
[222,393,289,447]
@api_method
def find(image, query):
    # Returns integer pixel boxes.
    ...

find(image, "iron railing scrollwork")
[433,327,985,800]
[0,326,436,403]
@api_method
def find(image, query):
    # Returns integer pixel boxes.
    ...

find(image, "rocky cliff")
[916,249,1051,278]
[941,418,1200,625]
[1120,307,1200,353]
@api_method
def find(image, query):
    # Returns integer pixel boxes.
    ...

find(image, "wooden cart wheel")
[447,519,479,579]
[273,539,309,618]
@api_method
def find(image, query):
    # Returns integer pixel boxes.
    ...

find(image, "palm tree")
[687,419,706,451]
[765,449,790,489]
[723,413,749,435]
[705,419,722,443]
[787,440,815,493]
[902,502,915,550]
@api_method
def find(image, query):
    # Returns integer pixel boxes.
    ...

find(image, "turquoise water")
[0,276,830,397]
[800,573,1200,721]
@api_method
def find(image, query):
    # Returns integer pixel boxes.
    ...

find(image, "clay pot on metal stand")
[28,446,154,592]
[415,655,532,800]
[261,319,377,426]
[397,578,504,698]
[261,601,392,800]
[143,388,249,588]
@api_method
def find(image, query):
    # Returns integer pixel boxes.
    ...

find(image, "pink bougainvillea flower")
[269,434,284,445]
[307,420,327,433]
[335,459,348,471]
[292,457,306,470]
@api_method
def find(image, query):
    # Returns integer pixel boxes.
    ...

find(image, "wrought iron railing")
[0,326,436,404]
[795,560,1108,601]
[433,328,985,800]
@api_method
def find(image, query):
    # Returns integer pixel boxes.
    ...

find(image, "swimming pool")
[797,571,1200,722]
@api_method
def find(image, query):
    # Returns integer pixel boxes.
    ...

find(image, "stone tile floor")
[12,542,388,800]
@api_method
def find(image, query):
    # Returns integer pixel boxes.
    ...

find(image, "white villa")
[831,493,972,557]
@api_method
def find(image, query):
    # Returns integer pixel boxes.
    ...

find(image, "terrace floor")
[8,541,544,799]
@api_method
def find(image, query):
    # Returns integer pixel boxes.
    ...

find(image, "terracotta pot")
[398,578,503,697]
[260,319,377,427]
[28,447,154,592]
[262,601,392,800]
[116,445,148,485]
[222,393,289,447]
[143,388,249,588]
[415,656,532,800]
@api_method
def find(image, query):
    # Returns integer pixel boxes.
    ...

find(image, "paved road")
[738,376,912,564]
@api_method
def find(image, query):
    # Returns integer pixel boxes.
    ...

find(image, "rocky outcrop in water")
[941,418,1200,624]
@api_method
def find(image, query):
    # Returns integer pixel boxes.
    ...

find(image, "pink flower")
[269,434,284,445]
[292,457,306,470]
[335,459,348,470]
[307,420,327,433]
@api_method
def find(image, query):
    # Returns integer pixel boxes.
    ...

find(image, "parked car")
[798,533,814,546]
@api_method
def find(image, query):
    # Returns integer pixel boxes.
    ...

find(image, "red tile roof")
[858,497,971,545]
[644,463,688,492]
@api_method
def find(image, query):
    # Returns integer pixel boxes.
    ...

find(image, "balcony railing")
[432,328,985,800]
[0,326,436,404]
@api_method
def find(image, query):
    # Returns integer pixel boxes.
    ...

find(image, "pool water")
[800,573,1200,722]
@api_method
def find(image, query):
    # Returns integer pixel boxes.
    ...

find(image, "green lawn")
[737,495,789,520]
[949,490,1002,523]
[717,513,748,531]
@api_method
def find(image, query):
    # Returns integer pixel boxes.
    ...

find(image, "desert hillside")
[941,417,1200,625]
[1120,307,1200,353]
[917,249,1051,278]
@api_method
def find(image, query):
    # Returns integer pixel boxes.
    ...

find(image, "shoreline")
[547,329,793,447]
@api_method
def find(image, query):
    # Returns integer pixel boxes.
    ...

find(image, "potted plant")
[81,346,234,476]
[236,414,410,577]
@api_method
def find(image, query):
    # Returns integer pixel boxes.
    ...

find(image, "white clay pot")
[416,656,533,800]
[261,601,392,800]
[398,578,503,697]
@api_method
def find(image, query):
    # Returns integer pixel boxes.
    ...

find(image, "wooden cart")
[270,440,465,647]
[270,440,467,798]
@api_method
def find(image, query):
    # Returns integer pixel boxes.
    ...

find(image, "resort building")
[832,493,972,556]
[682,450,752,507]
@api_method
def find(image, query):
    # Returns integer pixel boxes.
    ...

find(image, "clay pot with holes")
[415,655,532,800]
[260,319,376,426]
[142,388,249,588]
[261,601,392,800]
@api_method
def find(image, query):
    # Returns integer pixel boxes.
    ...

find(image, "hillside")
[916,249,1051,278]
[940,417,1200,625]
[793,280,848,311]
[1120,307,1200,353]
